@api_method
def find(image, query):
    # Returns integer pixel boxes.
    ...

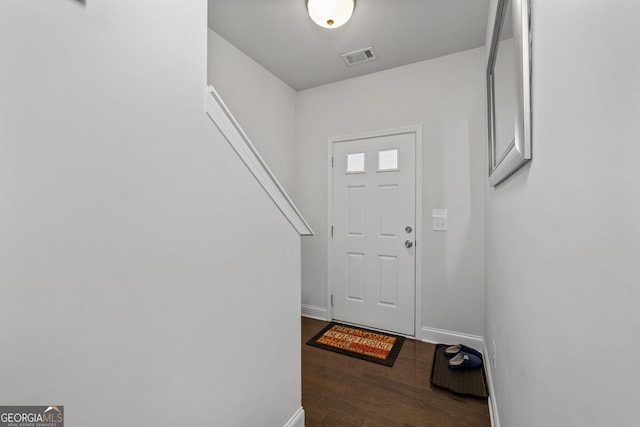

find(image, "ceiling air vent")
[341,47,377,66]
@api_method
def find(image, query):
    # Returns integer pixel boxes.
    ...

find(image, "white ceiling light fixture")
[306,0,355,29]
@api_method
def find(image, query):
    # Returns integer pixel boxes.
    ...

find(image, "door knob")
[404,240,413,248]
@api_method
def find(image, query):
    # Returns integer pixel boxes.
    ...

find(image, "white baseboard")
[301,304,329,321]
[483,341,500,427]
[284,407,305,427]
[418,326,484,351]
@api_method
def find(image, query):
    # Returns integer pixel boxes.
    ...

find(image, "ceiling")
[208,0,490,91]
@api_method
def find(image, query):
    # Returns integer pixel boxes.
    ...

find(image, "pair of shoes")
[443,344,482,359]
[444,344,483,370]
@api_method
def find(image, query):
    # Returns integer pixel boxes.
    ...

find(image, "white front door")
[330,132,416,336]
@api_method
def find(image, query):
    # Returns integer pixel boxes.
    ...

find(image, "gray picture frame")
[486,0,532,186]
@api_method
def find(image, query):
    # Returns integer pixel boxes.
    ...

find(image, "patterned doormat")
[430,343,489,398]
[306,322,405,367]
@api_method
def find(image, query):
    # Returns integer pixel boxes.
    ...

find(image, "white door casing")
[329,129,420,336]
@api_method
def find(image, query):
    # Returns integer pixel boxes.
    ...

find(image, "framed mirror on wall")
[486,0,532,187]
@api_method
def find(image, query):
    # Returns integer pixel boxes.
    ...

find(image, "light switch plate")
[432,208,448,231]
[432,217,448,231]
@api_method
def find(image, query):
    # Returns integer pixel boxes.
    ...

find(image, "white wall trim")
[418,326,484,350]
[301,304,329,321]
[483,341,501,427]
[283,407,305,427]
[205,86,313,236]
[326,125,423,336]
[414,126,423,340]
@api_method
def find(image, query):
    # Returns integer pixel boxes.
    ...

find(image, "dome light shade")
[306,0,355,29]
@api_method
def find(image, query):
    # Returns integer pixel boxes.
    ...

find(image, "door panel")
[331,132,416,336]
[347,253,365,301]
[348,186,366,235]
[378,185,399,237]
[378,255,398,306]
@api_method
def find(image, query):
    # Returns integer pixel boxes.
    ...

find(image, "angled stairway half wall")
[205,85,313,237]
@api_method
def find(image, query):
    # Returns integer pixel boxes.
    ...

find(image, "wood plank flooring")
[302,317,490,427]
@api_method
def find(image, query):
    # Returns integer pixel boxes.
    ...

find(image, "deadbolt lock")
[405,226,413,233]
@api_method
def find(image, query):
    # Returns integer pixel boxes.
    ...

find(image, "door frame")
[327,125,423,337]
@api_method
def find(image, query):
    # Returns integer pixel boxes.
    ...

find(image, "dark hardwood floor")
[302,317,490,427]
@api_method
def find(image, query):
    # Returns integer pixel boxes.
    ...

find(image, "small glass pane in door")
[346,152,365,173]
[378,149,398,171]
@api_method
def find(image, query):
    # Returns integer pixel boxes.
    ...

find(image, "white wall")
[484,1,640,425]
[0,2,302,426]
[207,29,297,194]
[296,48,486,338]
